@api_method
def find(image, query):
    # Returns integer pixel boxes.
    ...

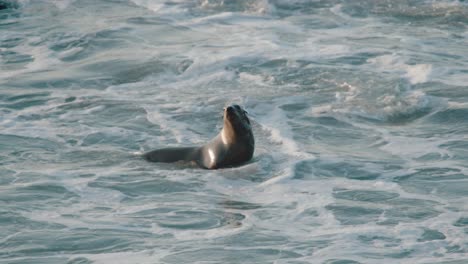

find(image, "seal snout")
[225,105,236,114]
[225,104,243,115]
[223,104,252,134]
[224,105,236,120]
[224,105,242,124]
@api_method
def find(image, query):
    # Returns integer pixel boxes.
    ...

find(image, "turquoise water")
[1,0,468,263]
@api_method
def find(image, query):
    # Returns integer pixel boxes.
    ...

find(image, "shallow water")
[1,0,468,263]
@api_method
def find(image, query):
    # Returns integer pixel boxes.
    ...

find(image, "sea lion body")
[144,105,254,169]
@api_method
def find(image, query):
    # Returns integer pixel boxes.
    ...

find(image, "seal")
[143,104,254,169]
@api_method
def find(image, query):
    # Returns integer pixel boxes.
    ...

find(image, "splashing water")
[1,0,468,263]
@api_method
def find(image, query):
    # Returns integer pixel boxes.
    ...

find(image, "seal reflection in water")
[144,105,254,169]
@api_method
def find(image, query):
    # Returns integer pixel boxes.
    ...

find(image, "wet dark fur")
[143,105,254,169]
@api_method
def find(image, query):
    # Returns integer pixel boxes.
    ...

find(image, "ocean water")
[1,0,468,263]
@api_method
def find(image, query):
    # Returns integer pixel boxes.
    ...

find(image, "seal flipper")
[143,147,200,164]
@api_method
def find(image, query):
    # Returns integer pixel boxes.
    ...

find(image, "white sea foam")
[51,0,75,10]
[367,54,433,85]
[315,75,446,124]
[0,41,60,81]
[77,251,159,264]
[252,100,311,158]
[144,106,194,144]
[405,64,433,84]
[129,0,166,13]
[199,0,273,14]
[2,1,468,263]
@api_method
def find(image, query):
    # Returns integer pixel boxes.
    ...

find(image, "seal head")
[143,104,254,169]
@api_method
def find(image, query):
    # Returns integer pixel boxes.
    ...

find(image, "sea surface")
[1,0,468,263]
